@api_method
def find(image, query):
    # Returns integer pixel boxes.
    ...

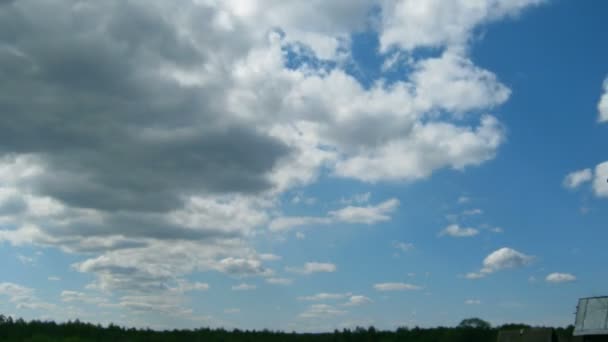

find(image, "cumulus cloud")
[466,247,533,279]
[599,77,608,123]
[287,262,337,275]
[379,0,544,51]
[564,161,608,198]
[0,0,541,319]
[465,299,481,305]
[546,273,576,283]
[232,283,256,291]
[563,168,593,189]
[440,224,479,237]
[343,295,373,306]
[269,198,399,231]
[373,282,422,291]
[593,162,608,197]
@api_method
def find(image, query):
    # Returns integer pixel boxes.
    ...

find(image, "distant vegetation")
[0,315,575,341]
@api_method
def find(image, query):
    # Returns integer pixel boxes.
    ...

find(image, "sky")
[0,0,607,333]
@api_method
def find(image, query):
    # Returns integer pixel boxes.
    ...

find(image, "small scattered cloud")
[266,278,293,285]
[343,295,372,307]
[269,198,399,231]
[489,227,504,233]
[467,247,533,279]
[61,290,108,305]
[295,232,305,240]
[563,168,593,189]
[259,253,281,261]
[299,304,347,319]
[373,282,422,291]
[224,308,240,314]
[392,241,414,252]
[287,262,336,275]
[462,208,483,216]
[292,195,316,205]
[458,196,470,204]
[465,299,481,305]
[439,224,479,237]
[48,276,61,281]
[17,254,36,265]
[232,283,256,291]
[298,293,351,301]
[546,273,576,283]
[329,198,400,225]
[340,192,371,205]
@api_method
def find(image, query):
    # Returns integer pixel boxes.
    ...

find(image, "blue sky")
[0,0,607,332]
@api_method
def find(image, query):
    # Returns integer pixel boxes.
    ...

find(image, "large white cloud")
[0,0,542,321]
[599,77,608,123]
[594,162,608,197]
[379,0,544,51]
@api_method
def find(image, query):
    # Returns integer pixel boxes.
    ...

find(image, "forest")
[0,315,576,341]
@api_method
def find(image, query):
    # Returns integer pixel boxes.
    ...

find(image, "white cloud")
[48,276,61,281]
[266,278,293,285]
[467,247,533,279]
[465,299,481,305]
[373,282,422,291]
[0,282,56,311]
[329,198,400,224]
[593,161,608,197]
[458,196,470,204]
[343,295,372,306]
[224,308,241,314]
[61,291,108,305]
[259,253,282,261]
[17,254,35,265]
[299,304,347,319]
[0,0,542,320]
[439,224,479,237]
[232,283,256,291]
[462,208,483,216]
[393,241,414,252]
[298,292,352,301]
[269,216,332,231]
[287,262,337,275]
[546,273,576,283]
[598,77,608,123]
[270,198,399,231]
[340,192,371,205]
[563,168,593,189]
[379,0,544,51]
[295,232,306,240]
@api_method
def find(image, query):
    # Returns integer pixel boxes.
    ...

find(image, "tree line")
[0,314,575,341]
